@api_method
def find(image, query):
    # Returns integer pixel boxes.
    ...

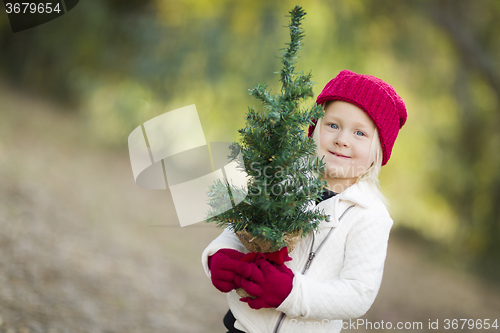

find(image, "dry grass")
[0,81,499,333]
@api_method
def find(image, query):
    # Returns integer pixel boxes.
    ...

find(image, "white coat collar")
[315,181,376,229]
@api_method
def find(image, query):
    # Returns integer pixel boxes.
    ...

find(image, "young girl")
[202,69,407,333]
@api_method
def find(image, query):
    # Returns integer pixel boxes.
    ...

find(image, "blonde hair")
[311,114,389,208]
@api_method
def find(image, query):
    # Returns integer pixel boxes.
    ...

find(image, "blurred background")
[1,0,499,332]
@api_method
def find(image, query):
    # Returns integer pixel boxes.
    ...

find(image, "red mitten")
[240,247,292,265]
[235,255,294,309]
[209,248,246,293]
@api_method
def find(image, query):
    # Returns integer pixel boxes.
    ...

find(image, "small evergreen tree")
[206,5,328,251]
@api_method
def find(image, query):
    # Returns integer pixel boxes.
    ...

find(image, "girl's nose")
[334,131,349,147]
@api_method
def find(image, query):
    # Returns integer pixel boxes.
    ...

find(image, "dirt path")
[1,82,499,333]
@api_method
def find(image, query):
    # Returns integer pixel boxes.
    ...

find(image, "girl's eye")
[329,124,338,129]
[355,130,365,137]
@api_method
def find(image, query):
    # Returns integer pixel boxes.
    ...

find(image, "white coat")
[201,181,393,333]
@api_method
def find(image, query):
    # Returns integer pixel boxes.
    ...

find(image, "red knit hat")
[308,69,407,166]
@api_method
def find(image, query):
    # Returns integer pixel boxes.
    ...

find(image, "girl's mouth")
[329,151,351,159]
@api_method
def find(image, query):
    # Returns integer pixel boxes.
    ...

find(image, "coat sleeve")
[276,216,393,320]
[201,227,248,278]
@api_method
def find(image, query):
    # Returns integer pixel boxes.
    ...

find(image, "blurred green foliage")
[1,0,499,279]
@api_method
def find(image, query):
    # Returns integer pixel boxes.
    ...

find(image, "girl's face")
[319,100,376,189]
